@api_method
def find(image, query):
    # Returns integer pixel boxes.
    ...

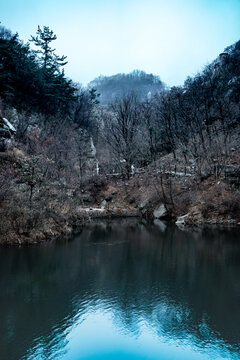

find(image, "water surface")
[0,219,240,360]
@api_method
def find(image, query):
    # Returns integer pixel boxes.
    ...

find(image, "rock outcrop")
[0,116,16,151]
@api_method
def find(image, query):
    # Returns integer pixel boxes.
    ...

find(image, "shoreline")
[1,206,239,246]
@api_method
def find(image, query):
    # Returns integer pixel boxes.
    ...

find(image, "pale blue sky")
[1,0,240,86]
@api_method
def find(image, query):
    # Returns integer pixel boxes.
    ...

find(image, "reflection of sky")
[1,222,239,360]
[1,0,240,86]
[26,301,238,360]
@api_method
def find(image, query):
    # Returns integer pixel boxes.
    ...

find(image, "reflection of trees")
[0,221,239,360]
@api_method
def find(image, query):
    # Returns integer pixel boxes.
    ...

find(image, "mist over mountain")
[88,70,165,104]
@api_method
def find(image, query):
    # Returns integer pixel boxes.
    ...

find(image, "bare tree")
[103,94,140,179]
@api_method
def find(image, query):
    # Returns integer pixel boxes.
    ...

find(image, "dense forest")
[0,24,240,244]
[0,25,77,115]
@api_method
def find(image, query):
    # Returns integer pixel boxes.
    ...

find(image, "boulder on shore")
[176,213,190,225]
[153,204,168,219]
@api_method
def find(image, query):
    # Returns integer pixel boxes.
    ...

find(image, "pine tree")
[30,26,67,75]
[30,26,76,114]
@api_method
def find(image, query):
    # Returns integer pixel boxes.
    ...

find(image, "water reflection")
[0,220,240,360]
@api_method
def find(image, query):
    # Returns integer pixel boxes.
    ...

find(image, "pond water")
[0,219,240,360]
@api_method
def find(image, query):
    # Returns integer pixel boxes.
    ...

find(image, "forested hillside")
[89,70,165,104]
[0,24,239,244]
[0,26,77,115]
